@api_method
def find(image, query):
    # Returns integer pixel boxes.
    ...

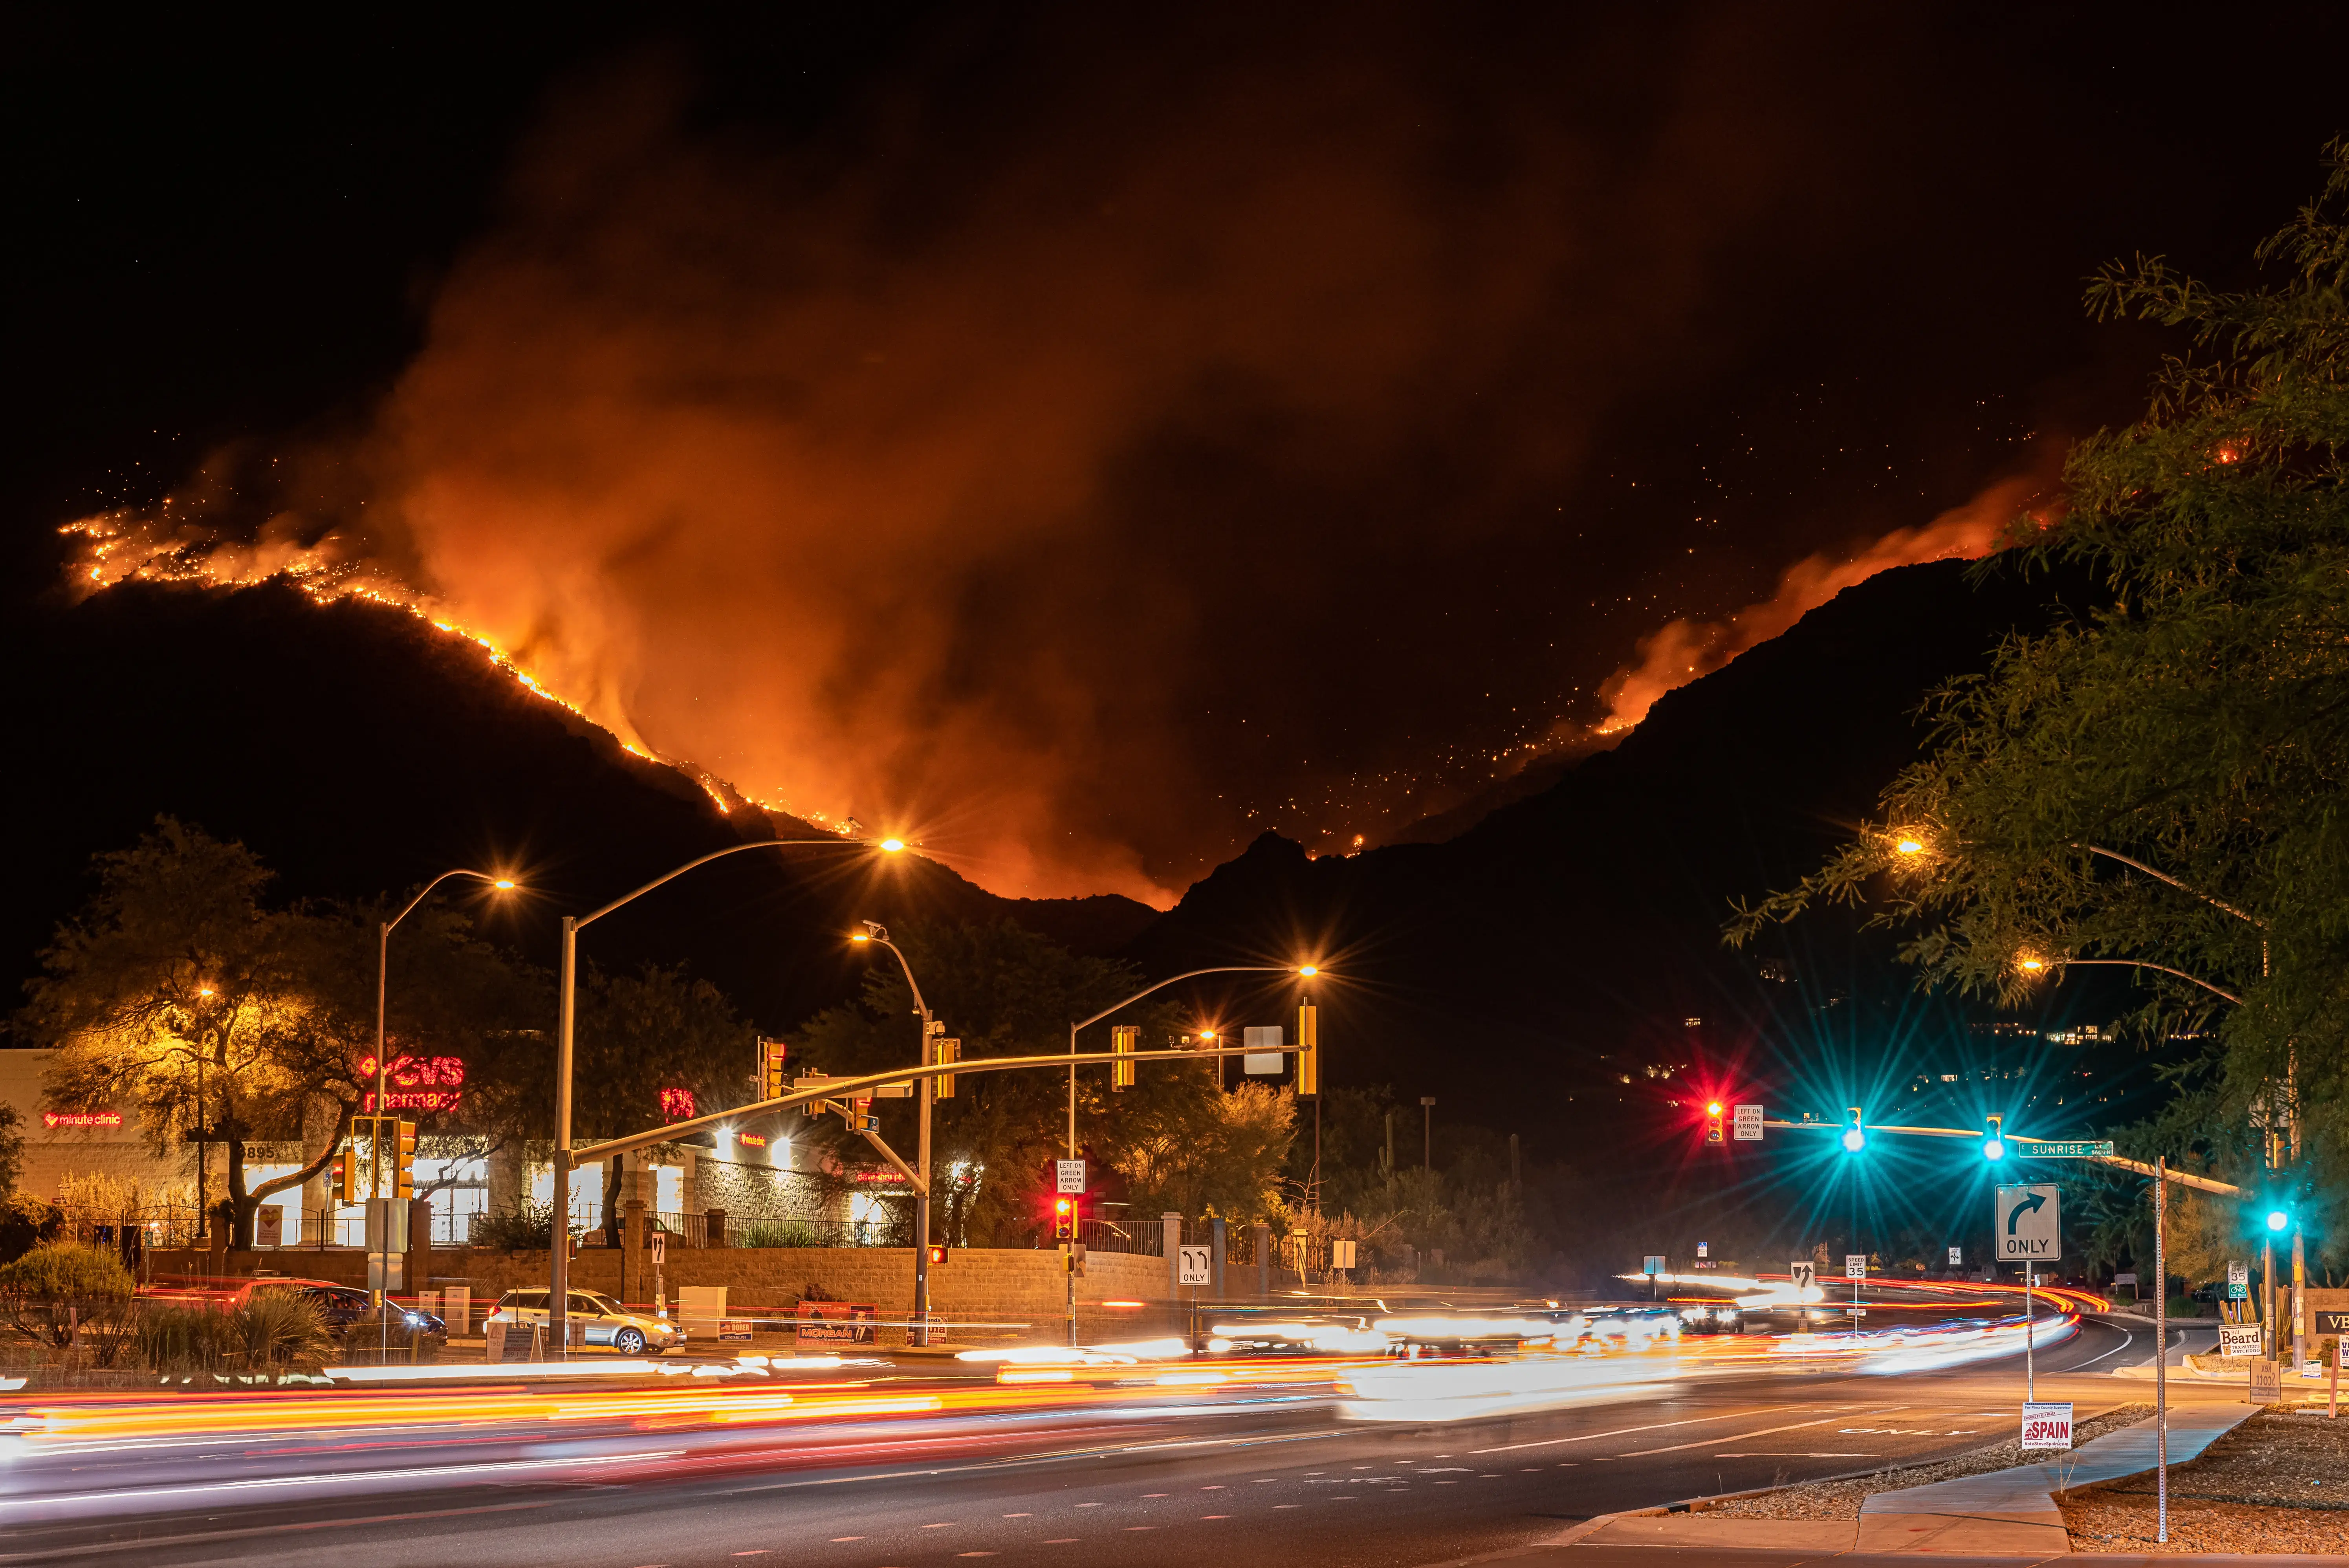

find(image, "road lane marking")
[1002,1512,1031,1517]
[1202,1514,1230,1519]
[1469,1404,1809,1454]
[1625,1414,1860,1456]
[829,1537,863,1542]
[1044,1539,1078,1544]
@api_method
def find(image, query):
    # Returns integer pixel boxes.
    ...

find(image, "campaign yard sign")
[2020,1402,2074,1451]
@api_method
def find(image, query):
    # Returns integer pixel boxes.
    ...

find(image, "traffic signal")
[1840,1106,1867,1154]
[1704,1101,1725,1145]
[795,1073,830,1116]
[1982,1113,2006,1162]
[1295,1000,1319,1097]
[332,1144,357,1203]
[1052,1194,1077,1241]
[1111,1024,1137,1090]
[934,1037,960,1099]
[2265,1204,2291,1233]
[761,1038,788,1101]
[393,1120,418,1200]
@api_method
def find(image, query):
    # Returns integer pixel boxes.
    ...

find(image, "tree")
[794,920,1295,1246]
[16,820,537,1247]
[1727,143,2349,1268]
[0,1104,22,1197]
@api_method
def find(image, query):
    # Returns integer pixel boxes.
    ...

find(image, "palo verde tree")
[1728,143,2349,1267]
[16,820,537,1247]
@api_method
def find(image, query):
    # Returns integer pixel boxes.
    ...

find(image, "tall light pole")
[373,870,517,1355]
[547,836,901,1358]
[1062,963,1319,1345]
[848,922,938,1348]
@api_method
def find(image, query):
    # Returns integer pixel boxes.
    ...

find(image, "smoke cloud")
[70,11,2025,899]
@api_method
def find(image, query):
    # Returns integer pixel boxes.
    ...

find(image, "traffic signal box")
[1052,1194,1077,1240]
[1111,1024,1137,1090]
[1704,1101,1725,1145]
[332,1145,357,1203]
[1295,1000,1319,1097]
[934,1037,960,1098]
[761,1038,789,1101]
[927,1243,949,1266]
[393,1120,418,1200]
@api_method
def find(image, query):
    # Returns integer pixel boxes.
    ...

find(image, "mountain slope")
[1,580,1154,1032]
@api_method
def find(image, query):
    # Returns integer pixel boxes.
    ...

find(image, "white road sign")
[2227,1260,2249,1300]
[1178,1245,1212,1286]
[2020,1401,2074,1451]
[1331,1238,1357,1270]
[2218,1324,2263,1358]
[1055,1158,1087,1194]
[1242,1025,1285,1075]
[1790,1261,1816,1290]
[1947,1246,1963,1266]
[1846,1253,1868,1280]
[1995,1184,2061,1262]
[1732,1103,1764,1141]
[651,1231,665,1267]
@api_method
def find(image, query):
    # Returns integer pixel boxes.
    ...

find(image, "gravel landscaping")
[1697,1403,2149,1520]
[2059,1409,2349,1554]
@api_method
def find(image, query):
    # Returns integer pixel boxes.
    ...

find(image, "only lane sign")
[1996,1184,2061,1262]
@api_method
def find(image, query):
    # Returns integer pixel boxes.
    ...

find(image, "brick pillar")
[1210,1216,1227,1299]
[407,1198,434,1290]
[623,1199,646,1306]
[1163,1213,1184,1299]
[1253,1222,1271,1299]
[705,1207,728,1248]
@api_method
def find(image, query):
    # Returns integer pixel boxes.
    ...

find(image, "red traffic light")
[1706,1101,1724,1117]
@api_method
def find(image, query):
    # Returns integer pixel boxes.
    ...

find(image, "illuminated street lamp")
[1057,961,1323,1343]
[371,868,517,1353]
[846,921,942,1346]
[547,836,900,1357]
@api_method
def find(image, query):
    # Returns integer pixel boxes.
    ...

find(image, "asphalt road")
[2,1315,2169,1568]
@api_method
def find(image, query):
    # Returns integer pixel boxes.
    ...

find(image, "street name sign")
[2020,1140,2115,1158]
[1790,1261,1816,1290]
[2020,1401,2074,1451]
[1178,1245,1212,1286]
[1732,1103,1764,1141]
[1055,1158,1087,1194]
[1845,1254,1868,1280]
[2219,1324,2263,1358]
[1996,1185,2061,1262]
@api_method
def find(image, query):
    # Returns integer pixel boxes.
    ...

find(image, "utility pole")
[1420,1097,1435,1169]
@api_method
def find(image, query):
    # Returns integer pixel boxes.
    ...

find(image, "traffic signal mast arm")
[574,1041,1295,1165]
[1761,1117,2243,1193]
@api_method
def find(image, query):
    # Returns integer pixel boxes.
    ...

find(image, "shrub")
[137,1293,336,1376]
[0,1240,132,1302]
[235,1292,334,1369]
[0,1242,135,1356]
[739,1220,830,1249]
[468,1202,555,1252]
[136,1302,241,1373]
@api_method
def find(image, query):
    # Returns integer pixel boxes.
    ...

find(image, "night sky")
[10,6,2346,903]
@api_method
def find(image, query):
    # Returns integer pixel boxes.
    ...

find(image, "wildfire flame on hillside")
[1589,471,2058,736]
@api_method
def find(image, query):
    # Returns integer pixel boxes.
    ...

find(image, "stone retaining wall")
[146,1244,1179,1329]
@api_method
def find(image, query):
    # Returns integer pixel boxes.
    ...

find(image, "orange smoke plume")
[1592,472,2054,736]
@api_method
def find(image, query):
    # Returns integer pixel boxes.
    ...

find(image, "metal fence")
[1077,1216,1162,1257]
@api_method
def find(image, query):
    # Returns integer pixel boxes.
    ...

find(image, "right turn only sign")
[1997,1184,2061,1262]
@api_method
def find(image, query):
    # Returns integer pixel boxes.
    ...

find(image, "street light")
[547,836,893,1357]
[372,868,517,1354]
[846,921,942,1346]
[1058,961,1322,1343]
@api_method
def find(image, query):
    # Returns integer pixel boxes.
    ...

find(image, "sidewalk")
[1545,1403,2255,1557]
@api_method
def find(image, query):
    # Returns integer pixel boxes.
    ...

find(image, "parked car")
[487,1288,684,1355]
[139,1276,447,1335]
